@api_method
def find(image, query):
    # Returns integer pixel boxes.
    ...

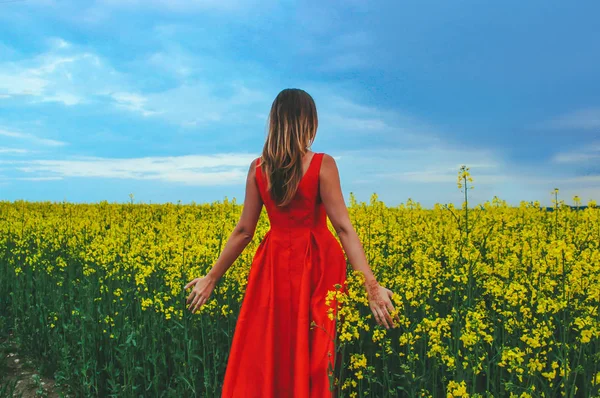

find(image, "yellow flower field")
[0,168,599,397]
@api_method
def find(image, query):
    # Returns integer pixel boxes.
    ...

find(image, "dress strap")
[310,153,324,182]
[310,153,324,203]
[314,153,324,175]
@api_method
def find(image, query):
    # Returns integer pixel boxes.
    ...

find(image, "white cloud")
[40,92,81,106]
[0,128,67,147]
[28,55,79,76]
[517,174,600,185]
[46,37,71,49]
[2,153,258,185]
[308,87,444,148]
[120,82,269,126]
[0,50,109,106]
[541,107,600,130]
[147,50,194,78]
[0,38,272,125]
[16,176,64,181]
[337,147,600,207]
[98,0,268,12]
[110,92,161,117]
[0,147,30,154]
[553,152,600,164]
[0,70,47,97]
[323,113,389,131]
[0,35,410,135]
[344,146,506,183]
[552,142,600,164]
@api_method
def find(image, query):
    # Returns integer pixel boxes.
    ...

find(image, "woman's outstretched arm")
[185,158,263,313]
[205,158,263,282]
[319,153,398,329]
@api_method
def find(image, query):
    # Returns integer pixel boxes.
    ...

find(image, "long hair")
[260,88,318,208]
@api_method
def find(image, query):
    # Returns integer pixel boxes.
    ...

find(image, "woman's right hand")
[365,279,400,329]
[184,274,217,314]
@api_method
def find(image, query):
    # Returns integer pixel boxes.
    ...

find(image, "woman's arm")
[319,153,398,329]
[206,158,264,282]
[185,158,263,313]
[319,154,376,285]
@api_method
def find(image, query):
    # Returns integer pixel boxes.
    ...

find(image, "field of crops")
[1,170,599,397]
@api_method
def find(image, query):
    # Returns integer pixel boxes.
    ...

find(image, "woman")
[184,88,399,397]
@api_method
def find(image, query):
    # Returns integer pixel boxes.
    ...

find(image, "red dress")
[221,152,348,398]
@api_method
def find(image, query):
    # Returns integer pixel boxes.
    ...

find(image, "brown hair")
[260,88,318,207]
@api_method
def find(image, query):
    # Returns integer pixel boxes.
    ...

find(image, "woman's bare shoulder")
[248,157,260,176]
[320,153,338,166]
[319,153,340,177]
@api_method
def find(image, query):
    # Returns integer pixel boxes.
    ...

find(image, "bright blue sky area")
[0,0,599,208]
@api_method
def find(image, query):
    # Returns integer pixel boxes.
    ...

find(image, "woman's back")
[256,152,329,231]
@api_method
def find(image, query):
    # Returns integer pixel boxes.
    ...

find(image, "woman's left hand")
[184,275,217,313]
[365,279,400,329]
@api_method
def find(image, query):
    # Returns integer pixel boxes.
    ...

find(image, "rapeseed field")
[0,168,598,397]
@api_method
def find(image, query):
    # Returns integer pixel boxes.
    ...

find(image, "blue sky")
[0,0,599,208]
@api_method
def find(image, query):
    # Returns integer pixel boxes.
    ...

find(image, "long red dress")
[221,152,348,398]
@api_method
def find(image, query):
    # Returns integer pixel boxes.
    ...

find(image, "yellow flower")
[447,380,469,398]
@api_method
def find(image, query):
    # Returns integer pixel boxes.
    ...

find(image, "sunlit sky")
[1,0,599,208]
